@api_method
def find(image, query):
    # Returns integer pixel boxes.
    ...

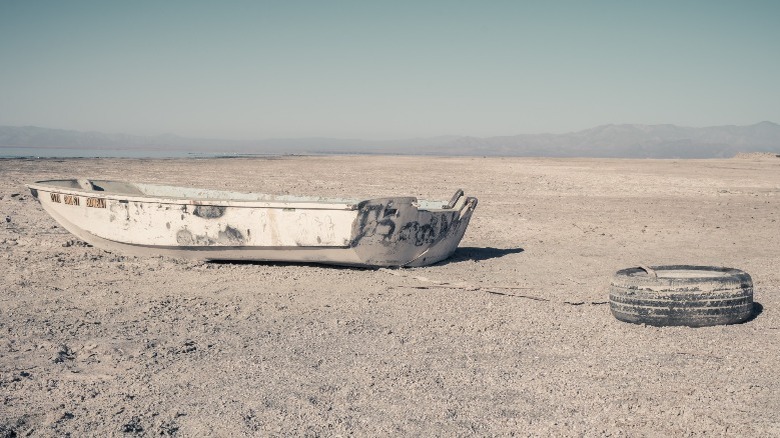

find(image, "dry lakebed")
[1,155,779,436]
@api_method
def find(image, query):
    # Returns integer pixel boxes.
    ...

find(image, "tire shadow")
[740,302,763,324]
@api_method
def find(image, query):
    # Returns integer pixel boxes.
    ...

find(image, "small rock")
[121,416,144,434]
[181,340,197,353]
[159,419,179,436]
[53,344,75,363]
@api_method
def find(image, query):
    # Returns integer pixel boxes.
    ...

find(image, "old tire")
[609,265,753,327]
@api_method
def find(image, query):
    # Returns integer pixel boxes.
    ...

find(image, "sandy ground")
[1,155,779,436]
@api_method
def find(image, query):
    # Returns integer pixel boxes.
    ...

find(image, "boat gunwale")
[26,180,456,212]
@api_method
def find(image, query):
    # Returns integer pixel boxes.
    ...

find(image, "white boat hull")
[27,179,477,267]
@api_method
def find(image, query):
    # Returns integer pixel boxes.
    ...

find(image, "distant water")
[0,147,257,159]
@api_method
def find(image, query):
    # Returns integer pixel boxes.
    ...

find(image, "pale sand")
[1,155,779,436]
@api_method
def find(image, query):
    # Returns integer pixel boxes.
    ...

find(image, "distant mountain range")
[1,122,779,158]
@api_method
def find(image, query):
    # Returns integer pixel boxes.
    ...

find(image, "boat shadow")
[441,246,525,264]
[207,246,524,269]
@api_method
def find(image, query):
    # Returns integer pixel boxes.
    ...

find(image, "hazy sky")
[1,1,778,140]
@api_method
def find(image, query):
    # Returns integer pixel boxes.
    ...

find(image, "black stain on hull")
[176,229,206,245]
[218,226,245,245]
[176,226,246,246]
[193,205,226,219]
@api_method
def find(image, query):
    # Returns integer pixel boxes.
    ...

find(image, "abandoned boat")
[27,179,478,267]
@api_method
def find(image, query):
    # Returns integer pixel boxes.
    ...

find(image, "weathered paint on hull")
[27,179,477,267]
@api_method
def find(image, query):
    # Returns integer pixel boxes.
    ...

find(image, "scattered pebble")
[181,340,197,353]
[52,345,75,363]
[121,417,144,434]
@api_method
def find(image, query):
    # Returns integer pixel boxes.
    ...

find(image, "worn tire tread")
[609,265,754,327]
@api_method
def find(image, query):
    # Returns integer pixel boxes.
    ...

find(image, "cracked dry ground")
[1,155,779,436]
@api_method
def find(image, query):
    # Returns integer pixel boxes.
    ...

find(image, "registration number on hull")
[50,193,106,208]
